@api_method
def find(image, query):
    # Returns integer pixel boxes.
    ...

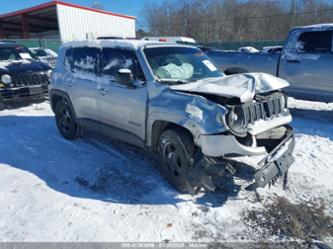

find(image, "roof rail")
[97,36,124,40]
[97,36,138,40]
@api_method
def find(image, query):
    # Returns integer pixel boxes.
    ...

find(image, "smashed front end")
[170,73,295,193]
[196,92,295,192]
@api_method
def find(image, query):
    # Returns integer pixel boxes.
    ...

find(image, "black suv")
[0,43,52,110]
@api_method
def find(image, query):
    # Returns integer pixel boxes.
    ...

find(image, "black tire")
[224,67,248,75]
[0,98,5,111]
[54,99,79,140]
[158,128,196,192]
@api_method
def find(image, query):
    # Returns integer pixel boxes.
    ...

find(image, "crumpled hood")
[169,73,289,103]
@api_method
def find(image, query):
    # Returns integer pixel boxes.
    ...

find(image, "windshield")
[31,48,57,57]
[144,46,222,83]
[31,49,48,57]
[0,46,35,61]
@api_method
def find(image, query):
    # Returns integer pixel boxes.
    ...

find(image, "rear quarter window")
[63,48,72,69]
[70,47,100,74]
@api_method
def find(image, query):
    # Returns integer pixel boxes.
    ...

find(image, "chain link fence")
[202,40,284,50]
[13,39,62,52]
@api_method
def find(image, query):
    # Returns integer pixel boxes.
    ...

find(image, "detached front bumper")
[0,85,48,100]
[246,125,295,190]
[193,125,295,192]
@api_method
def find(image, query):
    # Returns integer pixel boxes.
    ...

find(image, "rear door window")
[101,48,145,82]
[71,47,100,74]
[297,30,333,53]
[63,48,72,69]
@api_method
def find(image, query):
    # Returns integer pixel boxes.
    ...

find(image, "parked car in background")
[261,45,283,54]
[0,43,52,110]
[206,24,333,102]
[50,39,294,194]
[29,47,58,68]
[237,46,260,53]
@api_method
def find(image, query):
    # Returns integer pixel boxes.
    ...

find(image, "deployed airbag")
[155,63,194,80]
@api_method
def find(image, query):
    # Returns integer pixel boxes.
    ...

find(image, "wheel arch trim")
[146,112,202,150]
[49,89,77,120]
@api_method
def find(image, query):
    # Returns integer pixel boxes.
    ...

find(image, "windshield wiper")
[156,77,190,85]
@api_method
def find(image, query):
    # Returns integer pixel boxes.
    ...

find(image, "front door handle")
[66,83,74,88]
[98,86,110,95]
[286,59,300,64]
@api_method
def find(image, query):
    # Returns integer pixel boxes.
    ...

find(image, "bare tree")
[142,0,333,43]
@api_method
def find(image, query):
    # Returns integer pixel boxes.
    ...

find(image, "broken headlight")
[226,105,248,137]
[280,92,288,110]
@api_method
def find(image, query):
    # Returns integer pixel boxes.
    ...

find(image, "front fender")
[147,89,228,146]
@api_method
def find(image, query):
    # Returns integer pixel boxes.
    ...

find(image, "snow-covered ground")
[0,98,332,242]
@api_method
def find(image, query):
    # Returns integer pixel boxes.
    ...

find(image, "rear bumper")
[0,85,48,101]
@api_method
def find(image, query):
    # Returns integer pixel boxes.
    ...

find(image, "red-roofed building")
[0,1,136,41]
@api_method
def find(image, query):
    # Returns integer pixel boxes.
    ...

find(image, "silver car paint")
[50,42,292,157]
[52,47,100,121]
[97,81,147,140]
[169,72,290,103]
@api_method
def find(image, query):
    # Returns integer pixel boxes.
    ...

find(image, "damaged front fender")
[147,88,229,147]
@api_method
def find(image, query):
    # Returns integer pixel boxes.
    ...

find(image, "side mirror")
[115,68,134,87]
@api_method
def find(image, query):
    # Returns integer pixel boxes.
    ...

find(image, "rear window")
[32,49,48,57]
[297,30,333,53]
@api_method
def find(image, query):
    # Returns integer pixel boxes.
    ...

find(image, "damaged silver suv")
[50,40,295,194]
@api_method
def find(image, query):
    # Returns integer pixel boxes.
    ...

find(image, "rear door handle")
[66,83,74,88]
[286,59,300,64]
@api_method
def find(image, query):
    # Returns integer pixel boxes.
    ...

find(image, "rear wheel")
[54,99,79,140]
[158,128,195,192]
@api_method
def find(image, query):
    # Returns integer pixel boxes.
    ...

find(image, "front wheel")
[54,99,79,140]
[158,129,196,192]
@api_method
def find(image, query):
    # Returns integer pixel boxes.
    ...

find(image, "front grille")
[236,92,287,127]
[12,73,50,87]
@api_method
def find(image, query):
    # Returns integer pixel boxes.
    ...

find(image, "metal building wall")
[56,4,136,42]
